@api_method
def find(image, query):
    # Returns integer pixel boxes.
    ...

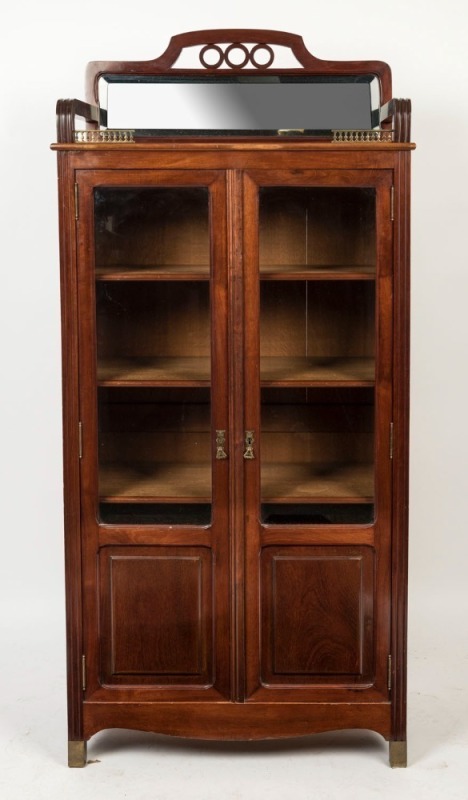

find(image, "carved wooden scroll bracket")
[56,99,103,145]
[380,98,412,143]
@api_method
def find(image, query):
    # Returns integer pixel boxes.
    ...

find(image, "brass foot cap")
[68,740,87,768]
[389,740,407,768]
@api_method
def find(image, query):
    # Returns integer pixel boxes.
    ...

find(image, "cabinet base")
[389,740,407,768]
[68,740,87,768]
[83,699,391,741]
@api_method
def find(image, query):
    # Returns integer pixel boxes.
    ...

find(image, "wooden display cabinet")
[53,29,413,769]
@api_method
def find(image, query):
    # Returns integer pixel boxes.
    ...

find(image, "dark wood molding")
[85,28,392,106]
[380,99,412,142]
[391,150,411,745]
[56,99,103,144]
[226,169,246,701]
[57,153,84,740]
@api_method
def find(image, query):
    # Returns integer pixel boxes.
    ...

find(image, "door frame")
[241,168,394,702]
[75,168,232,701]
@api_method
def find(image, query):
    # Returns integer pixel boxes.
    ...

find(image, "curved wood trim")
[83,700,391,740]
[380,99,412,143]
[85,28,392,107]
[56,99,102,144]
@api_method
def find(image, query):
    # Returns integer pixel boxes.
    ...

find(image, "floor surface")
[1,594,467,800]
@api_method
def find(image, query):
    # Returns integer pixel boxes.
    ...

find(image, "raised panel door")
[242,169,393,701]
[76,169,230,700]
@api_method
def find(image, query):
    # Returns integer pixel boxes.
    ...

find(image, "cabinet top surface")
[51,141,415,151]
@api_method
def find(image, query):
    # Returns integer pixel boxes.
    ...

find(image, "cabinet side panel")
[57,153,84,740]
[391,151,411,741]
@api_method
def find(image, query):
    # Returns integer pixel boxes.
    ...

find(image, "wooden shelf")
[96,265,374,282]
[260,265,375,281]
[262,462,374,504]
[98,356,372,387]
[99,460,372,506]
[261,357,374,386]
[99,462,212,503]
[96,264,210,281]
[97,357,211,386]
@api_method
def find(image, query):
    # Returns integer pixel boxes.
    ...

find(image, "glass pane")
[95,187,209,277]
[100,75,380,135]
[260,388,375,525]
[98,388,212,525]
[259,187,376,275]
[259,187,376,525]
[94,188,211,525]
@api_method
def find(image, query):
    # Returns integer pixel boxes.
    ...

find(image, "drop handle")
[215,430,228,460]
[243,430,255,460]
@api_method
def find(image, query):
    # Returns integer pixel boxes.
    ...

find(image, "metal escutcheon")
[216,430,228,460]
[243,430,255,459]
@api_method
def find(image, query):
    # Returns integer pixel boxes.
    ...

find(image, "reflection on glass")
[260,389,375,525]
[94,188,212,525]
[259,187,376,525]
[94,187,209,277]
[98,388,212,525]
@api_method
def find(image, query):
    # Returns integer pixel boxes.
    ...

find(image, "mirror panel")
[99,75,380,135]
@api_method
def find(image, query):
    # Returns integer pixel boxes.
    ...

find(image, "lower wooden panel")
[261,546,374,687]
[83,700,391,740]
[99,546,213,686]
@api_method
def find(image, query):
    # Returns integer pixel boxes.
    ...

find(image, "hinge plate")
[81,654,86,692]
[390,186,395,221]
[78,421,83,459]
[74,183,79,221]
[387,654,392,692]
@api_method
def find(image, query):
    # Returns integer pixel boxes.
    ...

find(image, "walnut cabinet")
[53,30,413,768]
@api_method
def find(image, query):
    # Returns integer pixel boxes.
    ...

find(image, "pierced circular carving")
[199,44,224,69]
[250,43,275,69]
[199,41,276,70]
[224,43,250,69]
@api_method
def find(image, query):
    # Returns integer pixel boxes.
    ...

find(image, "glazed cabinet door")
[76,170,230,700]
[242,169,393,701]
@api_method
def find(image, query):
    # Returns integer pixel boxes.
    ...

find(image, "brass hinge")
[387,654,392,692]
[390,422,394,460]
[74,183,79,221]
[81,654,86,692]
[390,186,395,221]
[78,421,83,459]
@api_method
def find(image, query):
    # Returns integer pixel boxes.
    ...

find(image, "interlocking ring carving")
[199,44,225,70]
[199,42,275,70]
[250,44,275,69]
[225,43,250,69]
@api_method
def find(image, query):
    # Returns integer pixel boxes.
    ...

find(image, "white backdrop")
[1,1,467,797]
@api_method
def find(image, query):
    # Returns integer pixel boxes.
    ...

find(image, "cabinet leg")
[389,740,407,768]
[68,740,87,768]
